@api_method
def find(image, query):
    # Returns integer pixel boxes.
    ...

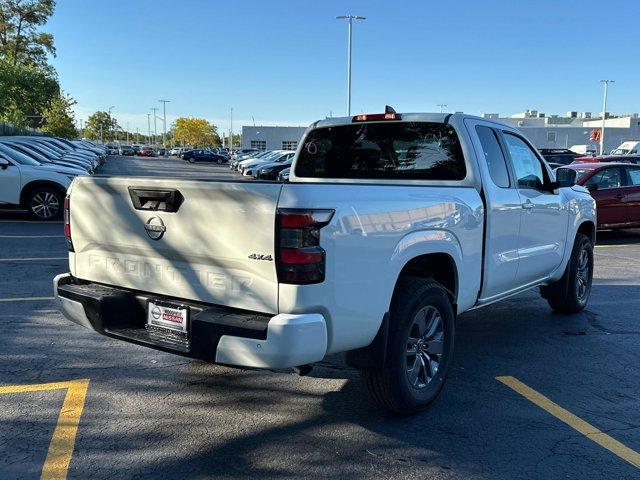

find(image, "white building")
[488,109,640,152]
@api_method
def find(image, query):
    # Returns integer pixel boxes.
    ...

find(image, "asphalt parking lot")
[0,155,639,480]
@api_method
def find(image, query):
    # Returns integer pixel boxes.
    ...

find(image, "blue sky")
[47,0,639,134]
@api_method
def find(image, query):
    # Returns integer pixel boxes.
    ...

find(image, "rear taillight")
[276,209,334,284]
[63,194,73,252]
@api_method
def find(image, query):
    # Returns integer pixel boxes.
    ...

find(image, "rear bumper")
[53,273,327,369]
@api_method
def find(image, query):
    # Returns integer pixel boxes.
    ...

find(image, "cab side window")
[475,125,510,188]
[502,133,546,190]
[585,167,623,189]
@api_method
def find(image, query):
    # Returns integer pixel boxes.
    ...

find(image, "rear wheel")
[360,277,455,414]
[26,187,63,220]
[540,233,593,313]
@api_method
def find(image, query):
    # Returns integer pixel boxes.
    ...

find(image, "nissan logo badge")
[144,216,166,240]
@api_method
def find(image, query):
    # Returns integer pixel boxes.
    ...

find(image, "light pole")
[437,104,447,113]
[151,108,158,146]
[599,80,614,155]
[147,113,151,145]
[159,99,170,147]
[108,106,115,141]
[336,15,366,116]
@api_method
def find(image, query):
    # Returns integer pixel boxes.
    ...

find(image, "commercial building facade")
[241,126,307,151]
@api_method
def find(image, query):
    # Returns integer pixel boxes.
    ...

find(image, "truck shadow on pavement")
[9,284,631,480]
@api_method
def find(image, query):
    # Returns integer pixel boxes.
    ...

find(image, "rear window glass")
[295,122,466,180]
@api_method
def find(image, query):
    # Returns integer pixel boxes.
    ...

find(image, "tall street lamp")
[599,80,614,155]
[437,104,447,113]
[159,99,170,147]
[108,106,115,141]
[336,15,366,116]
[151,107,159,146]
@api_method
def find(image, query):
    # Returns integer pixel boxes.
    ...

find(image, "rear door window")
[295,122,466,180]
[625,166,640,185]
[475,125,510,188]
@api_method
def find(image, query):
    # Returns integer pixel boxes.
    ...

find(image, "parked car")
[106,145,119,155]
[610,141,640,156]
[0,143,81,219]
[559,162,640,229]
[156,148,166,156]
[538,148,584,168]
[0,138,92,173]
[238,150,289,174]
[277,167,290,182]
[183,149,227,164]
[572,155,640,165]
[169,147,182,156]
[138,146,157,157]
[132,145,142,155]
[254,154,295,179]
[230,150,271,170]
[569,144,598,156]
[55,111,595,414]
[2,138,94,172]
[243,151,294,176]
[119,146,134,156]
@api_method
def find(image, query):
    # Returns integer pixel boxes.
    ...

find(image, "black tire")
[540,233,593,313]
[26,186,64,221]
[360,277,455,414]
[188,157,195,164]
[216,158,222,165]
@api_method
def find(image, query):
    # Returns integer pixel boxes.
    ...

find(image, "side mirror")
[554,168,577,188]
[0,158,9,169]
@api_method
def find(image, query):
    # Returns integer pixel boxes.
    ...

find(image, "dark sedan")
[183,149,227,164]
[560,162,640,229]
[118,146,134,156]
[255,157,294,180]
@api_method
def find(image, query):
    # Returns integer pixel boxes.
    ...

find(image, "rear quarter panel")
[278,183,484,354]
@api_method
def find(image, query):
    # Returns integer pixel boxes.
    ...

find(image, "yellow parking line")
[0,379,90,480]
[0,296,54,302]
[0,257,67,262]
[497,376,640,469]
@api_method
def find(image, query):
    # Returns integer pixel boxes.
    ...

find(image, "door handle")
[522,200,534,210]
[615,194,624,200]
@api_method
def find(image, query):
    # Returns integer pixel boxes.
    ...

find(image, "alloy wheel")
[31,191,60,219]
[406,306,444,389]
[576,247,590,300]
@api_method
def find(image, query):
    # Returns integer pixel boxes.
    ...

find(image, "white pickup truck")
[54,111,596,413]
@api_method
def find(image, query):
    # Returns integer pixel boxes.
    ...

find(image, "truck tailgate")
[68,176,282,314]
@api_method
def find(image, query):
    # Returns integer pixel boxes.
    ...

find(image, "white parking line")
[0,235,64,238]
[595,244,639,248]
[0,257,67,262]
[0,296,55,302]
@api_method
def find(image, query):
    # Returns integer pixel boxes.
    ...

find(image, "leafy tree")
[0,0,56,69]
[40,91,77,138]
[84,111,117,142]
[0,58,58,126]
[172,117,220,147]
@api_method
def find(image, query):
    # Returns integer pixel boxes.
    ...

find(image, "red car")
[138,146,156,157]
[562,162,640,229]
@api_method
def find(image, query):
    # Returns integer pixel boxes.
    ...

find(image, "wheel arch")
[577,220,596,245]
[20,180,67,208]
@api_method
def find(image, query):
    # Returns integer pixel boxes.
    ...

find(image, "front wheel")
[540,233,593,313]
[188,158,195,164]
[27,187,63,220]
[360,277,455,414]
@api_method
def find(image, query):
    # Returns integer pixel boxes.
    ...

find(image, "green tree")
[39,91,77,138]
[172,117,219,147]
[0,0,56,69]
[84,111,117,142]
[0,58,58,126]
